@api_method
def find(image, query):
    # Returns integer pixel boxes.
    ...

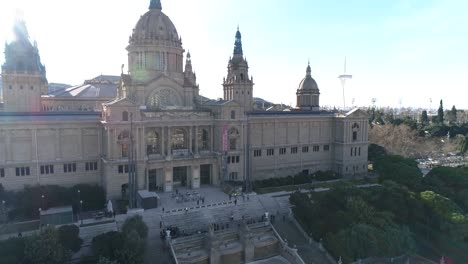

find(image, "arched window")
[146,130,160,155]
[171,128,187,150]
[240,73,244,80]
[231,110,236,120]
[352,123,360,141]
[228,128,239,151]
[122,111,129,121]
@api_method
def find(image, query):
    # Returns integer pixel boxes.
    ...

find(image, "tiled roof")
[47,75,119,98]
[0,111,101,122]
[202,99,231,106]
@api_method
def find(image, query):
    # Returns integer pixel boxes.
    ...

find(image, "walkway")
[273,220,334,264]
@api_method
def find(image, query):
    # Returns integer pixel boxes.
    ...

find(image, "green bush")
[374,155,422,190]
[23,227,70,264]
[253,171,340,190]
[58,225,83,253]
[0,237,26,264]
[91,217,148,264]
[92,231,125,261]
[122,215,148,239]
[5,184,106,221]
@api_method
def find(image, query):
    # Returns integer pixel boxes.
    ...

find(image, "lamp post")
[38,208,42,229]
[1,200,5,224]
[77,189,81,221]
[79,200,83,225]
[41,195,45,210]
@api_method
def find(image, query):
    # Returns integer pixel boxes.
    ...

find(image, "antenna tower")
[338,57,352,110]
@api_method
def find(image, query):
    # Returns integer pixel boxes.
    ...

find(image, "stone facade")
[0,0,368,199]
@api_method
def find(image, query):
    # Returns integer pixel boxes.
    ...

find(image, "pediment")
[146,73,183,88]
[345,108,368,119]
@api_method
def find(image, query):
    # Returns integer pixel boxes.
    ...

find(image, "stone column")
[106,128,112,159]
[5,130,11,162]
[189,126,193,154]
[167,127,172,160]
[55,128,61,160]
[194,126,199,157]
[78,128,83,159]
[161,127,165,156]
[212,162,219,186]
[191,165,200,189]
[112,128,117,160]
[31,129,37,162]
[210,125,214,152]
[164,166,173,192]
[98,127,102,159]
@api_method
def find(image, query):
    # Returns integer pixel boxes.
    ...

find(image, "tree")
[422,167,468,211]
[374,155,423,190]
[115,230,145,264]
[368,144,387,163]
[121,215,148,239]
[92,231,125,261]
[448,105,457,124]
[58,224,83,253]
[325,223,415,262]
[23,227,70,264]
[421,110,429,125]
[437,99,444,124]
[0,237,26,264]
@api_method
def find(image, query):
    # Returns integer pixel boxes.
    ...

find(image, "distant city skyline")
[0,0,467,109]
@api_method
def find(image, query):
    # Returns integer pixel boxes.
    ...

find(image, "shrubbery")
[252,170,340,190]
[58,225,83,253]
[0,226,77,264]
[91,215,148,264]
[3,184,106,221]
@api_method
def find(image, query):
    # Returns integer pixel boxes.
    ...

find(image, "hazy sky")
[0,0,467,109]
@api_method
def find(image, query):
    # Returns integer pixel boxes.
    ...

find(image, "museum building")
[0,0,368,198]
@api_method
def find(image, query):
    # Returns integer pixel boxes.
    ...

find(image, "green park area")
[290,146,468,263]
[0,215,148,264]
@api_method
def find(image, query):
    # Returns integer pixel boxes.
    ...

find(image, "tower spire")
[149,0,162,10]
[185,50,193,73]
[233,27,243,56]
[306,61,311,77]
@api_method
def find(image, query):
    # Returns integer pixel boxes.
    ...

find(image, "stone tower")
[223,28,254,112]
[296,62,320,111]
[1,19,48,112]
[183,51,200,104]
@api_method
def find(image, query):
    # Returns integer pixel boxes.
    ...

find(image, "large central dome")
[129,0,180,46]
[127,0,185,82]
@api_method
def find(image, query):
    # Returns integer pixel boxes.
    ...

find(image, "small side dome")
[298,64,319,92]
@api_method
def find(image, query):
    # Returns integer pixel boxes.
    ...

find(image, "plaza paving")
[83,186,333,264]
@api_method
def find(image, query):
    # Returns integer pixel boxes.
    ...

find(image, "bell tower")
[223,28,254,112]
[1,19,47,112]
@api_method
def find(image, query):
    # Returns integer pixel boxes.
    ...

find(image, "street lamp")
[1,200,5,224]
[79,200,83,225]
[38,208,42,228]
[41,195,45,210]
